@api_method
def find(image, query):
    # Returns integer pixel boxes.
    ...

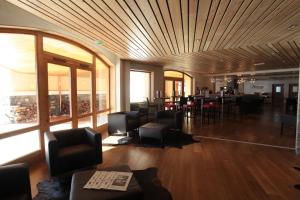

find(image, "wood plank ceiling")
[6,0,300,74]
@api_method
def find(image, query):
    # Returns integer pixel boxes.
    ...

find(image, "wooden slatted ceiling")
[6,0,300,74]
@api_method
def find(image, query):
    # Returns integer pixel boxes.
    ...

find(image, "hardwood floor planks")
[28,105,300,200]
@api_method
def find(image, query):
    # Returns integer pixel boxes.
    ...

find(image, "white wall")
[194,75,213,92]
[244,79,298,98]
[120,60,164,111]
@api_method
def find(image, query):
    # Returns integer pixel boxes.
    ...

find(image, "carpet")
[133,131,200,148]
[33,168,172,200]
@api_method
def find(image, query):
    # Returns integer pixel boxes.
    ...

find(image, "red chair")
[164,102,176,110]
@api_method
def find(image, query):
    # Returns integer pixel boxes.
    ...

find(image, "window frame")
[0,28,111,164]
[163,70,193,98]
[129,70,151,103]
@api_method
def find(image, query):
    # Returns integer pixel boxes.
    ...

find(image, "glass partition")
[96,58,110,111]
[77,69,92,115]
[48,63,71,122]
[0,30,111,164]
[78,116,93,128]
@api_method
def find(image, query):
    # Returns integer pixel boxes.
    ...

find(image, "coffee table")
[70,165,143,200]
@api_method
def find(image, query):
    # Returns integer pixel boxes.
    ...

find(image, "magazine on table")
[84,171,133,191]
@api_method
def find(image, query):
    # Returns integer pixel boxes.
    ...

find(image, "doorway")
[272,84,284,106]
[289,84,298,98]
[164,79,183,101]
[47,62,93,130]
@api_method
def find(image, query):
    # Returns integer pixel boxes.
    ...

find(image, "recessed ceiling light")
[253,62,265,66]
[196,39,201,42]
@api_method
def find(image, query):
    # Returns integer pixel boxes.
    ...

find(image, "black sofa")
[156,110,184,131]
[0,163,32,200]
[44,127,102,177]
[108,111,140,135]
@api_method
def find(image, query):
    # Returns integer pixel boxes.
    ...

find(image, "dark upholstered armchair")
[0,163,32,200]
[44,128,102,177]
[108,111,140,135]
[130,103,149,123]
[156,110,184,131]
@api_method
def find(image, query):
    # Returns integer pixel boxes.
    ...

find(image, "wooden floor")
[186,104,296,148]
[29,106,300,200]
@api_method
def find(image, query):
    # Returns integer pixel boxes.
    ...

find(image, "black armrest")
[108,113,127,134]
[84,128,102,163]
[84,127,100,146]
[126,111,140,119]
[44,131,58,176]
[0,163,31,199]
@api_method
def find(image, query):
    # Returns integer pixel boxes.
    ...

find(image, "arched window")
[164,70,193,98]
[0,29,111,164]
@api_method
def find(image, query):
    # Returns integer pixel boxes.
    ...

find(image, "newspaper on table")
[84,171,133,191]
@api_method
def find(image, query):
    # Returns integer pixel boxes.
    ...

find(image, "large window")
[0,33,40,164]
[96,58,109,111]
[184,74,192,96]
[43,37,93,63]
[164,70,192,97]
[0,33,38,133]
[77,69,92,115]
[48,63,71,122]
[130,71,150,102]
[0,30,111,164]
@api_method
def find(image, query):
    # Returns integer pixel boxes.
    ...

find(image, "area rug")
[33,168,172,200]
[132,131,200,148]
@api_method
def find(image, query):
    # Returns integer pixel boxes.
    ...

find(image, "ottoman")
[70,165,143,200]
[139,123,168,144]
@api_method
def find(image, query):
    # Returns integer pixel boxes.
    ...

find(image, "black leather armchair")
[0,163,32,200]
[156,110,184,131]
[108,111,140,135]
[44,127,102,177]
[130,103,149,123]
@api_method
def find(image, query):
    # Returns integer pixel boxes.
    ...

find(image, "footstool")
[70,165,143,200]
[139,123,168,144]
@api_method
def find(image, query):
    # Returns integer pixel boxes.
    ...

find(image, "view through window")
[0,33,40,164]
[130,71,150,102]
[0,31,111,165]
